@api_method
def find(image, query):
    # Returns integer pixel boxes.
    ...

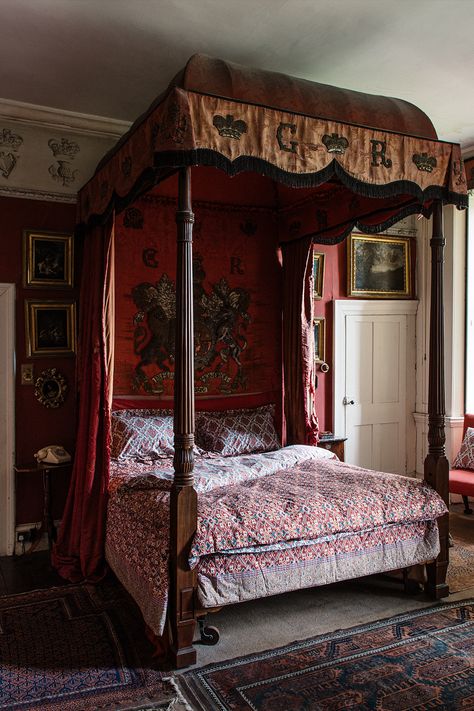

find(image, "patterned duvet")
[105,446,446,636]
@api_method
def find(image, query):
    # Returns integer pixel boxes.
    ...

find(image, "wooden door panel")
[344,313,406,474]
[348,424,373,470]
[373,321,401,404]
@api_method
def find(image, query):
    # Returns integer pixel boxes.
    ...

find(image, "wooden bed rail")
[169,167,198,668]
[424,199,449,600]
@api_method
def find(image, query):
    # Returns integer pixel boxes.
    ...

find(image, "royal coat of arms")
[131,254,251,394]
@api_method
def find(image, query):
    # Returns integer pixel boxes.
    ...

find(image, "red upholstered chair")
[449,414,474,514]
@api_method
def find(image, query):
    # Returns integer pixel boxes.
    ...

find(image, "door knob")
[343,397,355,406]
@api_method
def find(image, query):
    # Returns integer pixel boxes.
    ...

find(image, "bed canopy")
[54,54,467,667]
[78,54,466,231]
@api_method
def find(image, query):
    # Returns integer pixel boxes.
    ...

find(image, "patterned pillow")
[113,407,172,419]
[453,427,474,470]
[111,413,174,460]
[196,404,280,457]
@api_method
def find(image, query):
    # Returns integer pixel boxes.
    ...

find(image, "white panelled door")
[334,300,418,475]
[345,313,406,473]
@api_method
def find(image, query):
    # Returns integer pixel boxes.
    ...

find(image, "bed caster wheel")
[199,620,220,645]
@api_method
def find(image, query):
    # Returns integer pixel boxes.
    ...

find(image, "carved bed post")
[169,166,198,668]
[424,200,449,600]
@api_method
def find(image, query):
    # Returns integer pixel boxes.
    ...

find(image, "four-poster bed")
[52,55,468,669]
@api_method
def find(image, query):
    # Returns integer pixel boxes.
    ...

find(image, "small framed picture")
[23,230,73,288]
[347,233,411,298]
[25,301,76,357]
[313,252,325,300]
[313,317,326,363]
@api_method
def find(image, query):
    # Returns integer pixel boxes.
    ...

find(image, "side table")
[318,435,347,461]
[14,461,72,553]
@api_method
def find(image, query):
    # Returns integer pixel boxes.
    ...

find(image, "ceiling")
[2,0,474,152]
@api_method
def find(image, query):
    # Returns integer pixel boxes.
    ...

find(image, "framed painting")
[23,230,73,288]
[313,252,325,300]
[313,316,326,363]
[25,301,76,357]
[347,233,411,298]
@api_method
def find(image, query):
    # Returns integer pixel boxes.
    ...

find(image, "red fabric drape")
[282,236,319,445]
[52,221,114,582]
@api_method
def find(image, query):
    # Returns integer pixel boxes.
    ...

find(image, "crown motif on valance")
[213,114,248,140]
[412,152,437,173]
[322,133,349,154]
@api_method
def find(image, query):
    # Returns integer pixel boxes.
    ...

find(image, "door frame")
[333,299,418,463]
[0,283,15,555]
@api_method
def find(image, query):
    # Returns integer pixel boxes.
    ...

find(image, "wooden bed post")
[169,166,198,668]
[424,200,449,600]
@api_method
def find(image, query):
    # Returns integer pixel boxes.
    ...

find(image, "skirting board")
[14,520,61,556]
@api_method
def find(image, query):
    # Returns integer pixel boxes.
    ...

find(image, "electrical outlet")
[21,364,34,385]
[16,528,39,543]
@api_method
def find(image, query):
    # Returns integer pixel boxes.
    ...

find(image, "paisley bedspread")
[108,444,334,495]
[105,448,447,636]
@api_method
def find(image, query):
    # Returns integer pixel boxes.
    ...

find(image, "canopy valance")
[78,55,467,231]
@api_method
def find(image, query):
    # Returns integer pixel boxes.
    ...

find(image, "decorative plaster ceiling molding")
[0,97,130,139]
[0,185,76,203]
[462,144,474,160]
[0,119,118,201]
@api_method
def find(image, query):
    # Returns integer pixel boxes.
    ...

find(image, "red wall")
[312,236,416,434]
[312,241,346,434]
[114,169,282,405]
[0,196,77,524]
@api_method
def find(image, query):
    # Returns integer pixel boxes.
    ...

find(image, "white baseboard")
[14,520,61,556]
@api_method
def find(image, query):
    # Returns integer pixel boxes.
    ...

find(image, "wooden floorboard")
[0,551,68,595]
[0,562,7,596]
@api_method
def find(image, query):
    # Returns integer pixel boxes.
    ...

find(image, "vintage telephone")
[34,445,71,465]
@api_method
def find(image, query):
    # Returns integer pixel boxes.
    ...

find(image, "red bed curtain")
[52,219,114,582]
[282,235,319,445]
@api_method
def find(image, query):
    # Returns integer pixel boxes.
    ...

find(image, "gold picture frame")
[23,230,73,288]
[34,368,68,408]
[25,301,76,357]
[347,233,411,298]
[313,252,325,300]
[313,316,326,363]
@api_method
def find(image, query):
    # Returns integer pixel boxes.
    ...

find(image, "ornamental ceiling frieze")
[0,117,121,202]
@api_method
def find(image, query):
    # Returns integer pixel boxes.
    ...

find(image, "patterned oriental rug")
[448,513,474,593]
[178,600,474,711]
[0,584,183,711]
